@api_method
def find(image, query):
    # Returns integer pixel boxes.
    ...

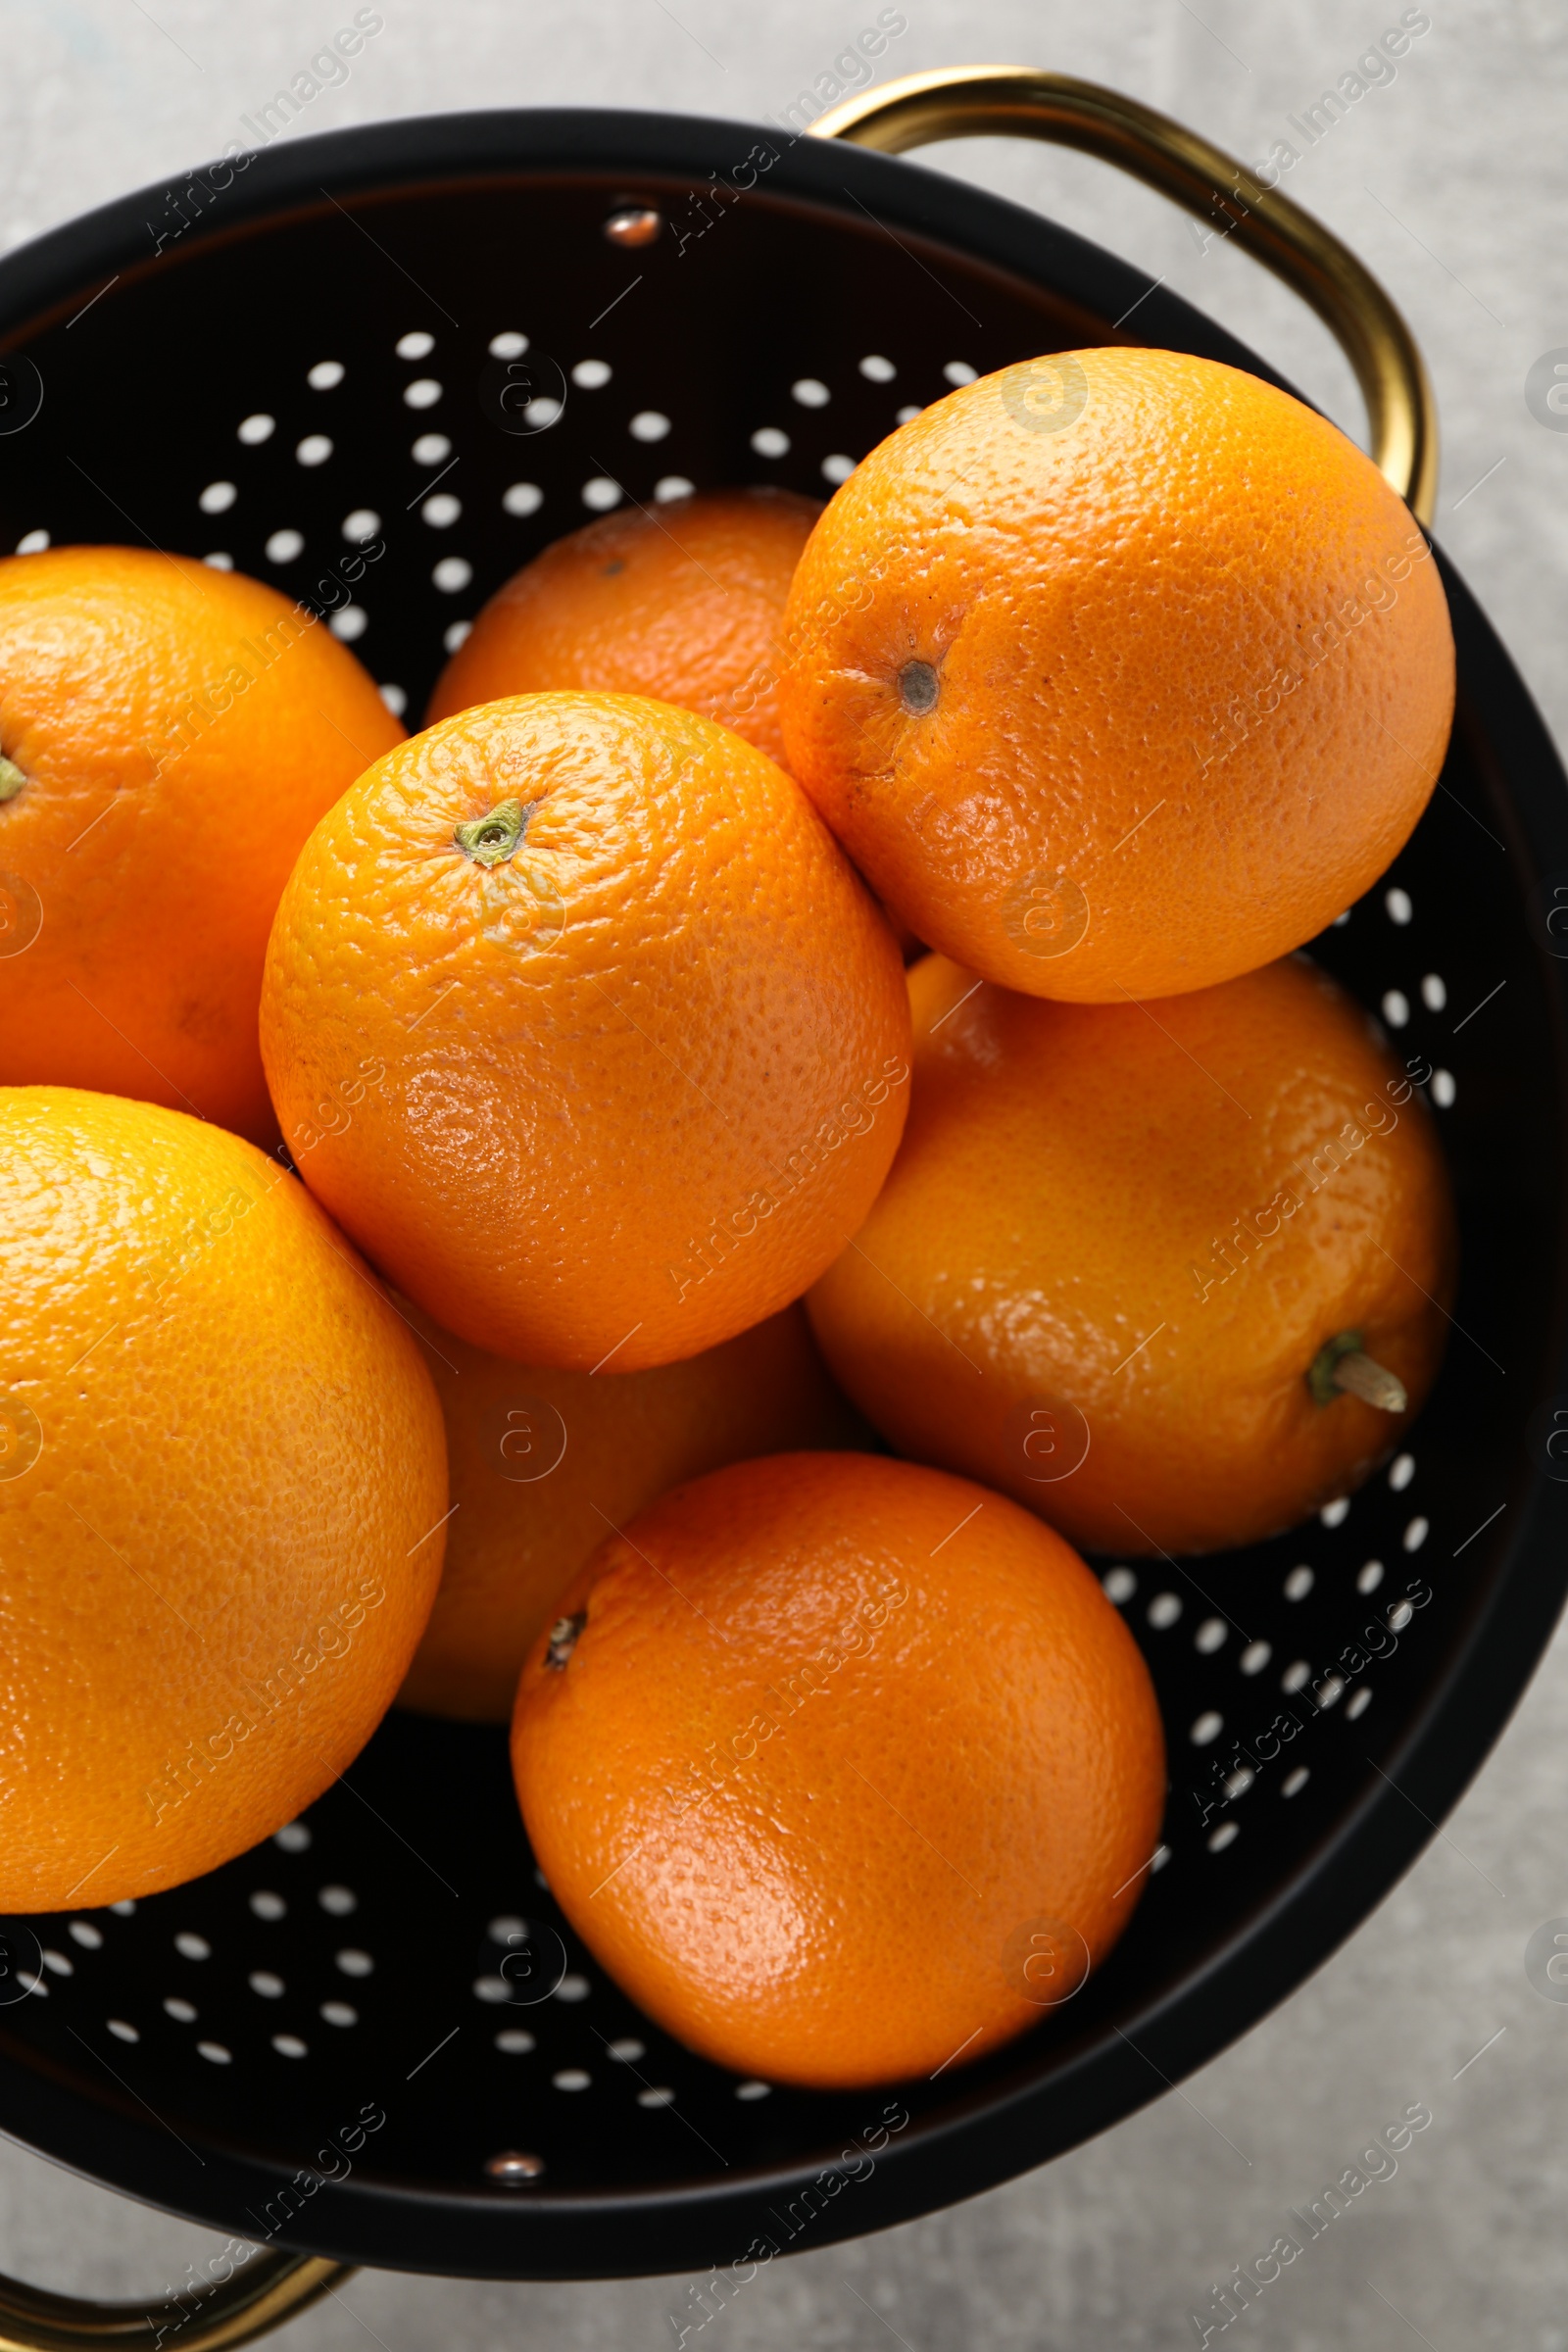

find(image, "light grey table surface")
[0,2,1563,2346]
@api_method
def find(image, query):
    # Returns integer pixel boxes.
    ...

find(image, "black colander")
[1,66,1565,2352]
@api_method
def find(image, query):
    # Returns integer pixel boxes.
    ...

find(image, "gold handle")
[0,2251,350,2351]
[810,66,1437,524]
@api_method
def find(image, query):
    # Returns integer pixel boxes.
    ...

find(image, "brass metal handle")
[811,65,1438,524]
[0,2251,350,2351]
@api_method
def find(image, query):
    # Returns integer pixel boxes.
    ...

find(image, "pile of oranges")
[0,346,1456,2091]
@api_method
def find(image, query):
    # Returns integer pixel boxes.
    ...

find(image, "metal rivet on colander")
[484,2149,545,2184]
[603,206,662,247]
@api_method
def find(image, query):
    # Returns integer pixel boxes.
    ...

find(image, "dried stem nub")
[545,1610,586,1671]
[898,660,939,715]
[1331,1350,1408,1413]
[1307,1330,1407,1413]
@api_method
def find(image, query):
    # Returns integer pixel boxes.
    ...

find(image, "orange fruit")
[426,489,820,767]
[260,691,910,1372]
[808,954,1456,1557]
[776,348,1454,1001]
[0,546,403,1145]
[512,1451,1164,2088]
[0,1087,447,1911]
[399,1299,870,1722]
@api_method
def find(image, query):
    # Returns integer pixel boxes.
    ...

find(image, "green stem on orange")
[455,799,533,866]
[1307,1331,1407,1413]
[0,756,25,804]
